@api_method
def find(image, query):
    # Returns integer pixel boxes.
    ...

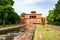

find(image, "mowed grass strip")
[0,24,24,28]
[36,24,60,40]
[33,25,41,40]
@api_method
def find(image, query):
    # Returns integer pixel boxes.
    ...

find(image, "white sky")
[13,0,58,17]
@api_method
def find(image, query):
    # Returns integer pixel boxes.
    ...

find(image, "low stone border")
[0,25,26,34]
[46,24,60,30]
[38,32,43,40]
[14,24,36,40]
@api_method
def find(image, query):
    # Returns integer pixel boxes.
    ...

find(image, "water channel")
[0,25,26,40]
[0,24,35,40]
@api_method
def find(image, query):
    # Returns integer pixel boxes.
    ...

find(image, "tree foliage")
[0,0,14,6]
[47,10,54,24]
[21,12,26,17]
[47,0,60,25]
[0,0,20,25]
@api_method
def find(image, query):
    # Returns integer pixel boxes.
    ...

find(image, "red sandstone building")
[23,10,43,24]
[17,10,48,24]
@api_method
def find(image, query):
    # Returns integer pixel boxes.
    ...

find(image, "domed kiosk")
[31,10,36,13]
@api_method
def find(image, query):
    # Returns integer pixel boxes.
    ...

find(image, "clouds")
[13,0,58,16]
[14,0,45,5]
[14,0,57,5]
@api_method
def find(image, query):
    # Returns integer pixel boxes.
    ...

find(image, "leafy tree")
[48,0,60,25]
[0,0,14,6]
[21,12,26,17]
[0,0,14,25]
[54,0,60,22]
[8,12,20,24]
[53,0,60,25]
[14,12,20,24]
[0,0,20,25]
[47,10,54,24]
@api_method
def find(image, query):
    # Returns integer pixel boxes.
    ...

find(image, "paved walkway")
[46,24,60,30]
[33,25,43,40]
[14,24,36,40]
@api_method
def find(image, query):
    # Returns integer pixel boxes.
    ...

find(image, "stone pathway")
[38,32,43,40]
[36,25,43,40]
[14,24,36,40]
[33,25,43,40]
[46,24,60,30]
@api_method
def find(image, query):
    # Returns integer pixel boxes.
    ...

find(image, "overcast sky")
[13,0,58,17]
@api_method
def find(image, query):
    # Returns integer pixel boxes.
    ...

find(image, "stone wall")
[25,18,42,24]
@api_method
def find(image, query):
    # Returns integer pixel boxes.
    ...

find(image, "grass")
[33,24,60,40]
[0,24,24,28]
[33,25,40,40]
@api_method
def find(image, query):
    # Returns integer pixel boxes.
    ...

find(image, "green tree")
[53,0,60,25]
[7,8,20,24]
[47,10,54,24]
[48,0,60,25]
[21,12,26,17]
[0,0,20,25]
[0,0,14,25]
[9,12,20,24]
[0,0,14,6]
[14,12,20,24]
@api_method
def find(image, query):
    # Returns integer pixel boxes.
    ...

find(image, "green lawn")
[0,24,24,28]
[33,24,60,40]
[33,25,40,40]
